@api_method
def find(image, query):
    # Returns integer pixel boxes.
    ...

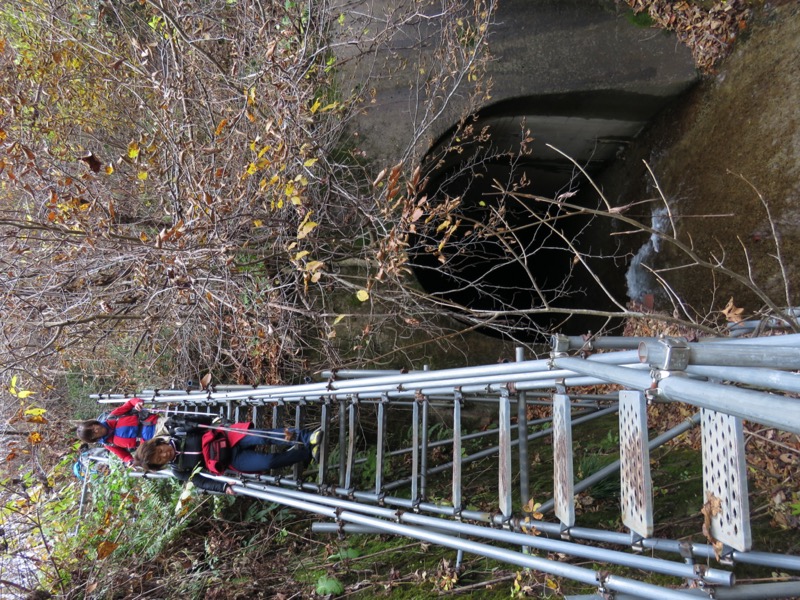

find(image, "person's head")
[76,420,109,443]
[135,438,175,471]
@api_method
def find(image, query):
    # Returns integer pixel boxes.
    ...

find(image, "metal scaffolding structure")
[95,333,800,599]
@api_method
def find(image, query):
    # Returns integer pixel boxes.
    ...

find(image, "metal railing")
[93,332,800,599]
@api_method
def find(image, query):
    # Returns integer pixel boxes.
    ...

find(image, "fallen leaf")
[721,297,745,324]
[96,541,118,559]
[200,373,212,390]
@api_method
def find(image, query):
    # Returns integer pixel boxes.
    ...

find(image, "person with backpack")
[134,415,323,494]
[75,397,159,464]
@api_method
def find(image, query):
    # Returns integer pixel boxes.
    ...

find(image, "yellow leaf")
[311,271,322,283]
[293,250,310,261]
[309,99,321,114]
[17,390,34,399]
[246,163,258,176]
[333,314,346,325]
[290,196,302,206]
[137,171,148,181]
[356,290,369,302]
[252,219,263,228]
[306,260,324,272]
[320,102,339,112]
[303,158,318,167]
[27,432,43,444]
[24,407,46,417]
[105,164,114,175]
[297,220,317,239]
[127,142,139,160]
[139,232,149,242]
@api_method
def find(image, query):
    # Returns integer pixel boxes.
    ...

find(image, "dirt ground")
[606,2,800,323]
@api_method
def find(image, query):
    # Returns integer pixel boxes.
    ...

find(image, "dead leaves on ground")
[624,0,752,73]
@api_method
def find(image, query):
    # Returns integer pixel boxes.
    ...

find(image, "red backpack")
[201,429,232,475]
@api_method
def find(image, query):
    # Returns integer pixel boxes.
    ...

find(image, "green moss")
[624,10,655,28]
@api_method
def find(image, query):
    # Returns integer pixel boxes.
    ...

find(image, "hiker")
[75,397,159,464]
[134,415,323,494]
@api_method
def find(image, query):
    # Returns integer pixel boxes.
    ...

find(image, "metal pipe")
[552,357,653,390]
[320,369,408,379]
[564,582,800,600]
[656,376,800,435]
[203,470,800,573]
[639,340,800,370]
[554,357,800,435]
[229,484,704,600]
[239,483,734,588]
[686,364,800,394]
[96,351,642,405]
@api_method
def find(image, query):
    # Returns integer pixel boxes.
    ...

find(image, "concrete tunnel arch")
[335,0,700,338]
[408,90,680,337]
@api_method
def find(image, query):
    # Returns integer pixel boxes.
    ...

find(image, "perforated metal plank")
[499,390,513,519]
[553,393,575,528]
[619,390,653,538]
[452,392,463,511]
[701,408,752,552]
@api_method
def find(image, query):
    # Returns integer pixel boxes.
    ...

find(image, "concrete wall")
[333,0,698,170]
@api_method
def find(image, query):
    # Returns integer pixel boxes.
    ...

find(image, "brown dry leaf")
[721,297,745,323]
[199,373,212,390]
[701,493,724,560]
[96,541,118,559]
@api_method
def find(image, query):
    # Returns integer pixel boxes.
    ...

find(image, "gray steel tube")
[246,483,733,588]
[567,582,800,600]
[231,484,703,600]
[686,365,800,394]
[639,341,800,370]
[554,356,800,434]
[552,357,653,390]
[657,376,800,435]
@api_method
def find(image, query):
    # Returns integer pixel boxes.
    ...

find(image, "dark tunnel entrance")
[409,91,671,340]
